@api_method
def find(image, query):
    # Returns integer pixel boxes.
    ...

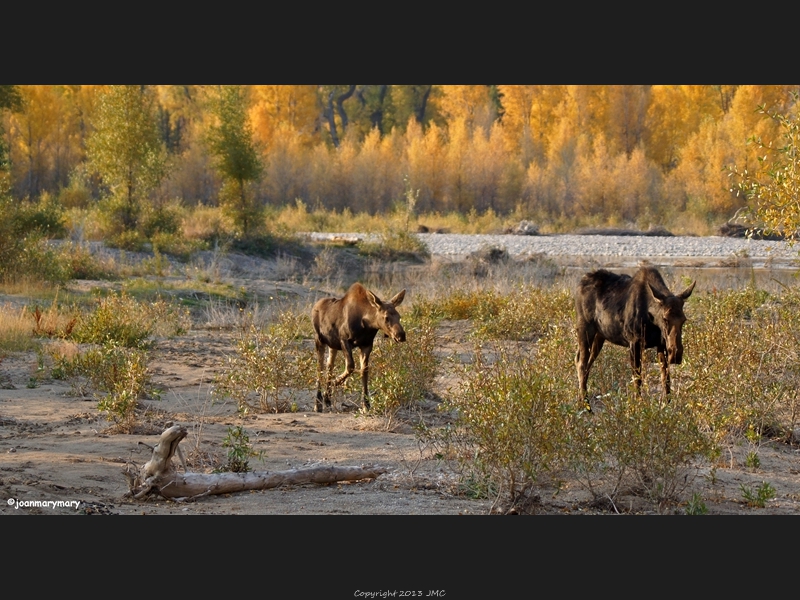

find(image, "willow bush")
[213,309,316,414]
[363,314,438,417]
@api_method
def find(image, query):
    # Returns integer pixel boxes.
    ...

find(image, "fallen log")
[124,425,388,501]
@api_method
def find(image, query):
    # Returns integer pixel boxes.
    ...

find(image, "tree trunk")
[324,91,340,148]
[415,85,432,124]
[335,85,356,132]
[124,425,387,501]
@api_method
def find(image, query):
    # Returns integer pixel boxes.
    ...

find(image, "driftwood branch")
[125,425,387,501]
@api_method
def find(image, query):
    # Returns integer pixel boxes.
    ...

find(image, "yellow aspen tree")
[605,85,651,156]
[723,86,796,174]
[7,85,72,197]
[572,135,614,219]
[526,85,567,165]
[262,123,312,205]
[437,85,496,133]
[542,115,587,218]
[349,127,401,214]
[559,86,608,140]
[443,116,472,212]
[464,121,510,213]
[249,85,320,151]
[612,145,663,224]
[668,119,742,218]
[404,118,445,213]
[645,85,722,170]
[329,128,359,210]
[306,143,336,210]
[380,125,406,208]
[496,85,538,158]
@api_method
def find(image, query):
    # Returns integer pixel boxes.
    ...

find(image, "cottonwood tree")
[733,91,800,242]
[249,85,320,150]
[0,85,23,189]
[7,85,84,198]
[205,85,263,238]
[86,85,168,234]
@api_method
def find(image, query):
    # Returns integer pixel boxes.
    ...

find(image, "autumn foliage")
[2,85,799,236]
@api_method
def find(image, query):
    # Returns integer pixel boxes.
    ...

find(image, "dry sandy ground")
[1,257,800,518]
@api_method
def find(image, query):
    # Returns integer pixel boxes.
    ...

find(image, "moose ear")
[389,289,406,306]
[366,289,382,309]
[678,281,696,300]
[648,283,668,304]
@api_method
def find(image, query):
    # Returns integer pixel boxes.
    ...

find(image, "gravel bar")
[302,232,798,267]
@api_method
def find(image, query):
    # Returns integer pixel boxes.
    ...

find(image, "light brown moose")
[312,283,406,412]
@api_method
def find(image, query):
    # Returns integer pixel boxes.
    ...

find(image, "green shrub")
[740,481,776,508]
[56,340,151,431]
[439,334,574,507]
[473,285,574,341]
[13,193,67,239]
[141,204,182,238]
[213,311,316,413]
[72,292,190,347]
[682,287,799,445]
[0,197,73,284]
[357,231,429,262]
[221,425,260,472]
[107,229,148,252]
[573,389,715,507]
[364,314,438,416]
[685,492,708,515]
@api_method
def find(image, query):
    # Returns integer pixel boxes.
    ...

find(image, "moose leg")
[587,334,605,373]
[358,345,373,411]
[576,326,603,400]
[575,329,591,398]
[321,347,340,410]
[315,340,328,412]
[333,342,356,390]
[657,349,671,397]
[629,342,643,394]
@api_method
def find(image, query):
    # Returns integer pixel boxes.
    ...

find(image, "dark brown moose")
[575,266,695,403]
[312,283,406,412]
